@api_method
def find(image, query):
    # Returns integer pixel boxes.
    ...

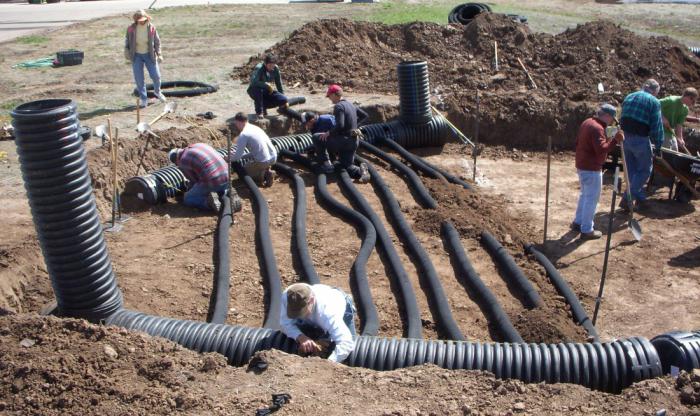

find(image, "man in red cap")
[314,84,370,182]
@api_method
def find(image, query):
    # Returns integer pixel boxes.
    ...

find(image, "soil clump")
[235,15,700,150]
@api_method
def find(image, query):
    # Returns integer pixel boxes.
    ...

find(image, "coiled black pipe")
[234,165,281,330]
[448,3,491,25]
[335,168,424,339]
[272,162,320,285]
[358,140,437,209]
[105,309,660,393]
[481,231,543,309]
[690,47,700,58]
[208,194,232,324]
[11,99,123,321]
[397,61,432,125]
[352,161,462,341]
[442,221,524,343]
[279,150,379,336]
[651,330,700,373]
[525,244,599,341]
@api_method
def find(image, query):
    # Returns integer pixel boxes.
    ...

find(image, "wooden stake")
[107,117,113,146]
[136,98,141,126]
[494,41,499,72]
[517,57,537,89]
[543,136,552,245]
[473,91,480,182]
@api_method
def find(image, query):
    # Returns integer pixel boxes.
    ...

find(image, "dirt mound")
[0,312,695,415]
[234,15,700,150]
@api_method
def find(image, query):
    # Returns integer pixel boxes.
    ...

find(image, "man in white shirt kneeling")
[280,283,357,363]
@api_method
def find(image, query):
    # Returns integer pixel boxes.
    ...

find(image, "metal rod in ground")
[473,91,480,181]
[136,98,140,126]
[543,136,552,245]
[593,167,620,326]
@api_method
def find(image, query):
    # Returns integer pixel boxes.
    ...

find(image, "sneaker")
[320,161,334,174]
[570,222,581,233]
[580,230,603,240]
[139,99,148,109]
[356,162,371,184]
[155,92,167,103]
[206,192,221,212]
[262,170,275,187]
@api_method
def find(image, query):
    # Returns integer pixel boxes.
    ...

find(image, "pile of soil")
[234,15,700,150]
[0,312,695,415]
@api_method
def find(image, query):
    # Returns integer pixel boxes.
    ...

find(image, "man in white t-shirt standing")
[230,112,277,187]
[280,283,357,363]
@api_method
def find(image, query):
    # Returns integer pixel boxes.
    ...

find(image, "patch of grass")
[360,1,453,25]
[0,101,22,111]
[15,35,50,45]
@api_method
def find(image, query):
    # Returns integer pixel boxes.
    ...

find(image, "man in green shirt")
[660,87,699,153]
[247,54,288,120]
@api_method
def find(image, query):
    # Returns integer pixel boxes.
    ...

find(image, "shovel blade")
[628,218,642,241]
[164,101,177,113]
[94,124,107,139]
[136,122,150,133]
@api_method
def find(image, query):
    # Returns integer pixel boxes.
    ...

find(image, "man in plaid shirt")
[168,143,228,212]
[619,79,664,211]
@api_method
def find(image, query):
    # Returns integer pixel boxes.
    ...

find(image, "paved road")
[0,0,291,42]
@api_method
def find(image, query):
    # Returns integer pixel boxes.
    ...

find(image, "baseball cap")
[286,283,312,319]
[326,84,342,97]
[599,103,618,123]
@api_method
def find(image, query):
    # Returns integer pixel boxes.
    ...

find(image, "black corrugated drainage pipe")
[352,160,463,341]
[442,221,524,343]
[358,140,437,209]
[233,165,281,330]
[525,244,599,341]
[335,168,424,339]
[651,330,700,373]
[208,194,232,324]
[481,231,543,309]
[105,309,661,393]
[272,162,321,285]
[359,116,450,149]
[381,136,472,190]
[397,61,432,125]
[11,99,123,321]
[279,150,379,336]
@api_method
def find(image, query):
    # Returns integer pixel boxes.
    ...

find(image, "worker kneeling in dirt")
[168,143,228,212]
[247,54,290,120]
[572,103,624,240]
[314,84,370,183]
[230,112,277,187]
[280,283,357,363]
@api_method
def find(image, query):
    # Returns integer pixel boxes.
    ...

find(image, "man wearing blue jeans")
[168,143,229,212]
[280,283,357,363]
[572,104,624,240]
[619,79,664,211]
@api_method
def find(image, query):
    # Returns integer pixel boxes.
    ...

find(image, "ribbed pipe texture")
[397,61,432,125]
[651,330,700,373]
[105,309,661,393]
[272,162,321,285]
[526,245,598,341]
[336,168,424,339]
[11,99,123,321]
[208,194,232,324]
[235,166,281,330]
[442,221,524,343]
[481,232,543,309]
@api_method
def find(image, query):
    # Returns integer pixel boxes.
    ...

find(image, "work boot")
[207,192,222,212]
[320,161,334,174]
[356,162,371,184]
[580,230,603,240]
[569,222,581,233]
[263,170,275,187]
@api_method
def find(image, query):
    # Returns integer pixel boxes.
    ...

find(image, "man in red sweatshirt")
[572,104,625,240]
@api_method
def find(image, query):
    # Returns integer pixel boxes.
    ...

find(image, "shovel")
[135,122,160,175]
[592,166,620,326]
[620,140,642,241]
[136,101,178,133]
[94,124,109,146]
